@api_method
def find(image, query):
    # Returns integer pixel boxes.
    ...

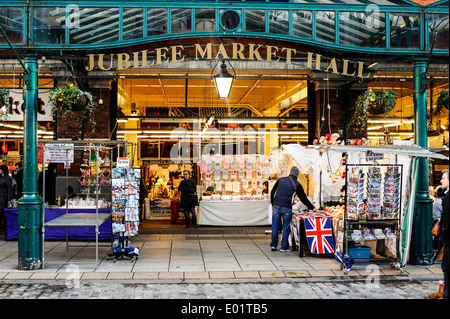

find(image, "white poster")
[44,143,74,163]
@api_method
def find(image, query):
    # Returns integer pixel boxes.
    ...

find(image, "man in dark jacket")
[270,166,315,251]
[178,170,198,228]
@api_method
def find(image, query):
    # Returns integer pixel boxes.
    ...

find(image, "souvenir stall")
[5,141,116,242]
[198,154,274,226]
[278,143,448,272]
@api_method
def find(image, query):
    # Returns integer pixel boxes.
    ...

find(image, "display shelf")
[108,160,141,262]
[340,163,403,274]
[198,154,274,226]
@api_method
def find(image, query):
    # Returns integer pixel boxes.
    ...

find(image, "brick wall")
[314,84,368,140]
[56,87,111,140]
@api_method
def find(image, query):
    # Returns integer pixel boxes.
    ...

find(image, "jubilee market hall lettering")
[85,42,371,79]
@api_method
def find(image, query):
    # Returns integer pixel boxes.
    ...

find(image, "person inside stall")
[262,181,269,195]
[202,186,215,196]
[0,164,13,230]
[38,163,58,205]
[12,162,23,200]
[270,166,316,252]
[167,176,175,188]
[62,185,77,205]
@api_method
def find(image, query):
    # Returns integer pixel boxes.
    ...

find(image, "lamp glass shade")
[214,77,233,99]
[213,61,234,99]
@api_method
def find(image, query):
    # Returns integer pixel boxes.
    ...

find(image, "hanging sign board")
[44,143,74,163]
[117,157,130,168]
[365,150,384,161]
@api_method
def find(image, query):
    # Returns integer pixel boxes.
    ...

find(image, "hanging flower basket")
[365,90,397,115]
[72,92,90,111]
[368,97,388,114]
[347,89,397,135]
[0,88,9,121]
[433,89,449,116]
[50,83,97,134]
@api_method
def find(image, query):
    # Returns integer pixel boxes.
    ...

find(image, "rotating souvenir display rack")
[199,154,275,201]
[108,160,141,263]
[339,163,403,274]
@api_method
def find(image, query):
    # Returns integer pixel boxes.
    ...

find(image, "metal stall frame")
[40,141,120,267]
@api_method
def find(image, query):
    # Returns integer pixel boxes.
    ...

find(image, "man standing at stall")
[178,170,198,228]
[270,166,316,251]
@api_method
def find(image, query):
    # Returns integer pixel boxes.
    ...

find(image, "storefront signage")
[85,42,371,79]
[4,90,53,122]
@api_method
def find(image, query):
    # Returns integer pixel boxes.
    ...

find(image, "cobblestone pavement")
[0,279,441,299]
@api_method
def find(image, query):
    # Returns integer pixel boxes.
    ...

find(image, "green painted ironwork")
[409,57,434,265]
[17,54,43,271]
[0,0,448,55]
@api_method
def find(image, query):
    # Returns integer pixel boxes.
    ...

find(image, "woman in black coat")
[178,170,198,228]
[0,165,13,228]
[430,169,449,299]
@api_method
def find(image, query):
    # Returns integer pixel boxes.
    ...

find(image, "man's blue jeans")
[184,206,197,225]
[270,205,292,250]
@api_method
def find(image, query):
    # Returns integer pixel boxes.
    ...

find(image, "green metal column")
[17,54,43,270]
[409,57,433,265]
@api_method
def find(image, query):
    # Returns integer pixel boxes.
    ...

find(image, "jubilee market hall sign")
[86,42,371,79]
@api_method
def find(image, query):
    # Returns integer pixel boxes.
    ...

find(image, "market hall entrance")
[114,61,313,230]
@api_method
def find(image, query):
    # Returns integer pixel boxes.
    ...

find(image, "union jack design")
[304,217,334,254]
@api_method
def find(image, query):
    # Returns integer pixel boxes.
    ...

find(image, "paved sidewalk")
[0,233,443,283]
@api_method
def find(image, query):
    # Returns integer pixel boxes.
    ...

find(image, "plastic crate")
[347,245,371,262]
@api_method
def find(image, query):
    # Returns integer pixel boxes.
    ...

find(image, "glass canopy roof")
[0,0,448,55]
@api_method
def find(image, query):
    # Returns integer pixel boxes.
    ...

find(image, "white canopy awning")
[307,144,449,160]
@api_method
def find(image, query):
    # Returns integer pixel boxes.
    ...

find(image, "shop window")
[171,8,192,34]
[339,11,386,48]
[160,141,178,158]
[147,8,167,36]
[140,141,159,159]
[316,11,335,43]
[69,7,119,44]
[269,10,289,35]
[0,7,23,45]
[428,13,449,51]
[123,7,143,40]
[292,11,312,39]
[246,9,265,33]
[195,8,215,32]
[0,141,17,156]
[390,13,420,49]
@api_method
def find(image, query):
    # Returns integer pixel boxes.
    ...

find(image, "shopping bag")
[268,204,272,224]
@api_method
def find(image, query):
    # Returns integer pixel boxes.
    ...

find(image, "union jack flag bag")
[304,217,335,254]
